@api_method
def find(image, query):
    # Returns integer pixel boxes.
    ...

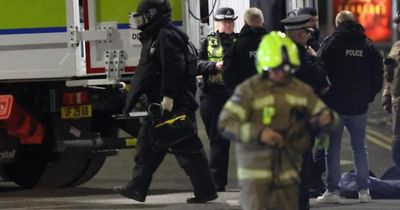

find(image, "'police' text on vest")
[345,49,363,57]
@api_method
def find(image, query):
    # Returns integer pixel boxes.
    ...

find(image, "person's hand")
[215,61,224,72]
[320,87,329,96]
[306,46,317,56]
[317,109,332,126]
[161,96,173,112]
[383,104,392,114]
[260,128,284,147]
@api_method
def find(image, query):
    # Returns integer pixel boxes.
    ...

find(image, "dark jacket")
[223,24,268,93]
[317,21,383,115]
[308,29,322,51]
[197,31,237,99]
[124,15,197,113]
[294,43,329,96]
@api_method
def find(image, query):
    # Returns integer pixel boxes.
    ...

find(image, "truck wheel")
[1,144,48,188]
[34,151,100,188]
[68,154,107,186]
[3,146,106,188]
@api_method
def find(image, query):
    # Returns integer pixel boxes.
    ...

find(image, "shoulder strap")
[165,23,198,57]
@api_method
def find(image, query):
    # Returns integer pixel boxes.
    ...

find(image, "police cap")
[214,7,238,21]
[281,14,313,31]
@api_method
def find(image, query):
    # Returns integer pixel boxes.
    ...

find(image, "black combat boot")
[186,192,218,203]
[113,186,146,202]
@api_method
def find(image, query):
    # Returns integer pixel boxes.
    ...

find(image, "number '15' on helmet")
[256,31,300,74]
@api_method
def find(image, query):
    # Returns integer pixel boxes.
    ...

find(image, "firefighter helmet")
[256,31,300,74]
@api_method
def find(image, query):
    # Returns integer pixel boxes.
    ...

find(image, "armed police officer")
[197,7,238,192]
[114,0,217,203]
[382,11,400,173]
[219,31,337,210]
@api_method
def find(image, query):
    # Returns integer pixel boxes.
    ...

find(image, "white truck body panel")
[0,0,201,84]
[0,0,81,81]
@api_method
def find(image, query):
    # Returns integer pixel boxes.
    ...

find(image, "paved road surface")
[0,100,399,210]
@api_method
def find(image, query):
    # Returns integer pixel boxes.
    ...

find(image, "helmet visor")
[129,12,150,29]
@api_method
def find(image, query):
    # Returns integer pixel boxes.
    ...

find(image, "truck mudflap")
[0,95,45,144]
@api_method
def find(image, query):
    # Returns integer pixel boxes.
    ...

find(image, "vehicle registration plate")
[61,105,92,119]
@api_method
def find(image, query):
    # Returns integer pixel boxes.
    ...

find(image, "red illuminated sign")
[333,0,392,42]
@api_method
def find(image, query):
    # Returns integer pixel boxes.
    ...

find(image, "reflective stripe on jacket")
[219,74,334,185]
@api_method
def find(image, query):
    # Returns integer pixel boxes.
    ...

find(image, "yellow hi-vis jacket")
[218,74,331,185]
[206,34,224,83]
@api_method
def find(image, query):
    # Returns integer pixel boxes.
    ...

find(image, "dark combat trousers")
[392,105,400,168]
[298,150,312,210]
[200,95,230,189]
[125,116,217,200]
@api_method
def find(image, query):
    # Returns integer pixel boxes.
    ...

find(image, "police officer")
[218,31,336,210]
[197,7,238,191]
[316,10,383,203]
[223,7,268,93]
[294,8,329,199]
[382,11,400,171]
[281,14,330,210]
[114,0,217,203]
[297,7,322,51]
[282,14,329,96]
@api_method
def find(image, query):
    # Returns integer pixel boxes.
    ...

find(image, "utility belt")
[207,73,224,85]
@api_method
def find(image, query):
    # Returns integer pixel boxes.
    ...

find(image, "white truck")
[0,0,204,188]
[0,0,319,188]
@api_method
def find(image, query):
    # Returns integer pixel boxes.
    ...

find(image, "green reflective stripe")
[262,107,276,125]
[312,100,325,115]
[238,168,271,179]
[253,95,275,109]
[285,94,307,106]
[238,168,299,180]
[225,101,247,121]
[240,123,252,143]
[96,0,182,24]
[280,169,299,181]
[0,0,66,29]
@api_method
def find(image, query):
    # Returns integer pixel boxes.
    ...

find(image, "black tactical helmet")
[131,0,171,30]
[214,7,238,21]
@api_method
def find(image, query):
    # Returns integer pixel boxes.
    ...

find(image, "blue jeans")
[326,113,370,191]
